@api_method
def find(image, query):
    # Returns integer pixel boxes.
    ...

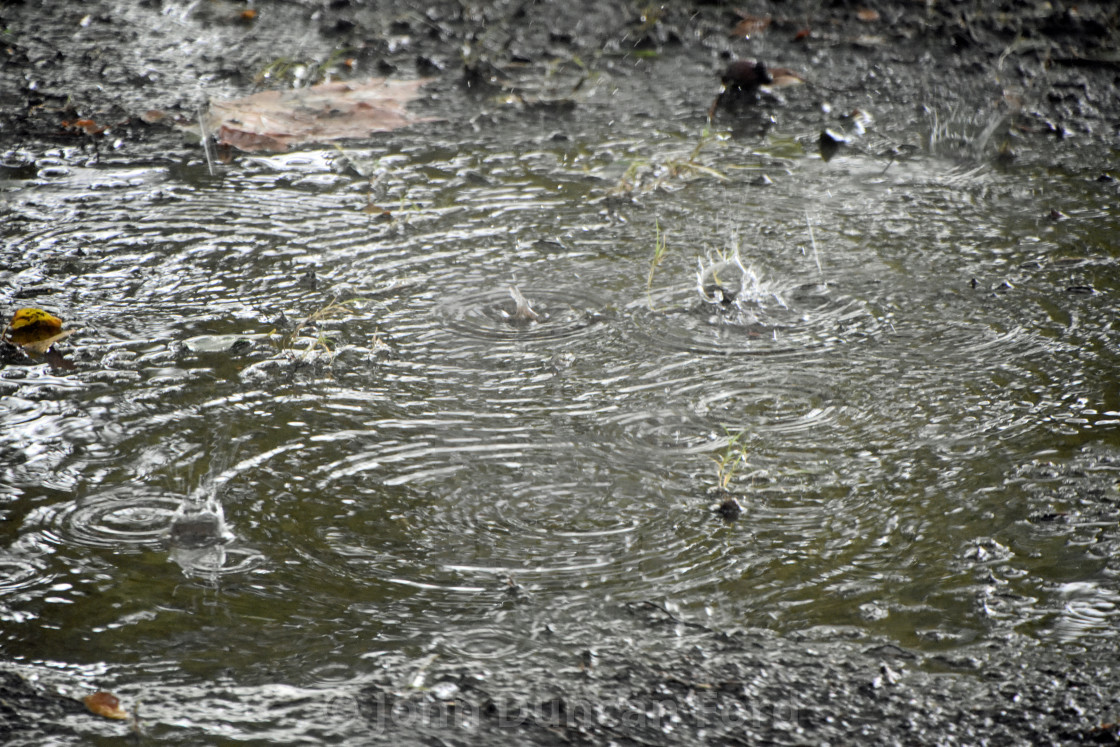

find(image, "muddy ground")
[4,599,1120,744]
[2,0,1120,743]
[2,0,1118,163]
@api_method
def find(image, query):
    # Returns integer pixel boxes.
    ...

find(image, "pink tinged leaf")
[207,77,438,152]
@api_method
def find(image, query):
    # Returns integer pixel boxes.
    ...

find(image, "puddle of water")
[2,92,1119,741]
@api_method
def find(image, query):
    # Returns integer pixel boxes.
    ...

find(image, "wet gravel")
[347,616,1120,746]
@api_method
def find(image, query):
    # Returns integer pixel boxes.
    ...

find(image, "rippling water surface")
[2,89,1119,740]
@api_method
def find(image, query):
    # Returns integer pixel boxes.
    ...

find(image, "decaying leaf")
[2,308,76,367]
[61,118,107,136]
[5,307,63,345]
[730,13,771,38]
[769,67,806,88]
[83,691,129,720]
[206,77,438,152]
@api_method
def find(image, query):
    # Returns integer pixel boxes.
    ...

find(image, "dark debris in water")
[715,495,743,521]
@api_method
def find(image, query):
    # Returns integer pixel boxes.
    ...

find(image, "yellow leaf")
[6,308,63,345]
[83,691,129,720]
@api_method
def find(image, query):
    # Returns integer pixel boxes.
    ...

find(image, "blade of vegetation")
[647,221,669,310]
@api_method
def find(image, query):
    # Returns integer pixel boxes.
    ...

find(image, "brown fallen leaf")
[206,77,438,153]
[857,7,880,22]
[730,13,771,38]
[769,67,806,88]
[61,119,107,136]
[84,691,129,720]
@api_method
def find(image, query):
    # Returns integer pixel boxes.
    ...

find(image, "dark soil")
[2,0,1118,164]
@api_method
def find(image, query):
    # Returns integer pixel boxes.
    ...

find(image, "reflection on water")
[1,107,1119,740]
